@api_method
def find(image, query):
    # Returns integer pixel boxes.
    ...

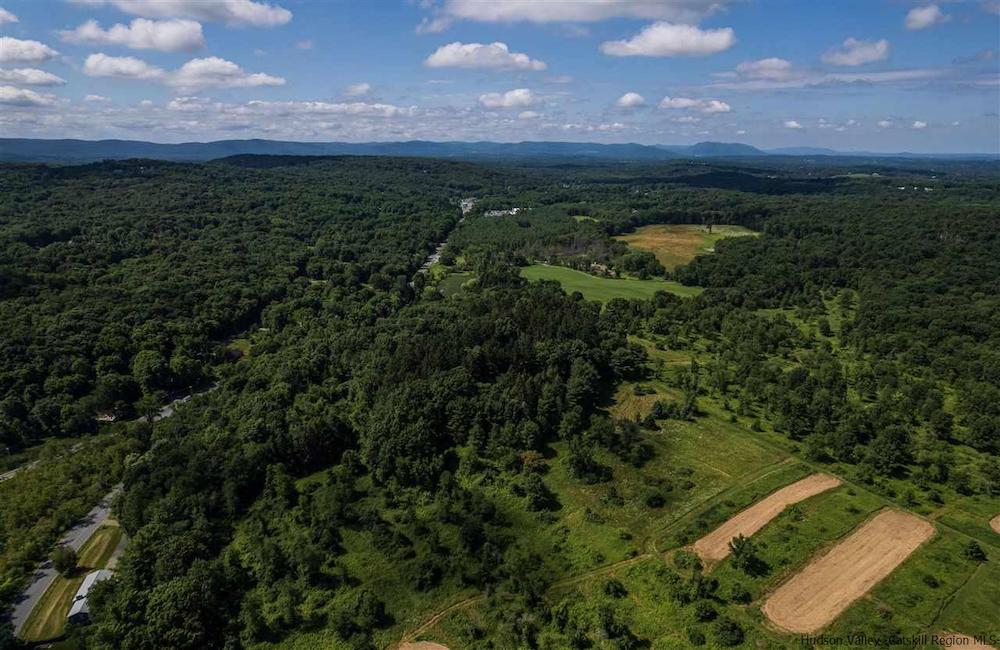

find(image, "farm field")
[693,473,841,563]
[615,223,756,270]
[762,509,934,633]
[520,264,703,301]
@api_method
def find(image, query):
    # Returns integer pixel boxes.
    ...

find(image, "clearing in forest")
[615,224,755,270]
[762,510,934,634]
[520,264,702,302]
[990,514,1000,535]
[693,473,841,563]
[398,642,451,650]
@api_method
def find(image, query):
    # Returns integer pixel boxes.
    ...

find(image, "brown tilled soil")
[398,643,450,650]
[990,514,1000,535]
[762,509,934,634]
[936,633,997,650]
[693,473,842,563]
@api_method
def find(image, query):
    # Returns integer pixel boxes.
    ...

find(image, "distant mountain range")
[0,138,995,164]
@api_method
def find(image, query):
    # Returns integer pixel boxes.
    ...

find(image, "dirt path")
[395,595,483,648]
[398,643,451,650]
[762,509,934,634]
[990,514,1000,535]
[693,473,841,563]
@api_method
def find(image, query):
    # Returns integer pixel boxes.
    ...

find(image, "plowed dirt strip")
[990,514,1000,535]
[693,473,842,563]
[399,643,450,650]
[762,510,934,634]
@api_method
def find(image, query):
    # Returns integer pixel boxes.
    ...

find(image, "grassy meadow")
[521,264,703,301]
[615,224,757,271]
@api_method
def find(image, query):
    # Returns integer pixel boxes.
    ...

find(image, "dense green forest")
[1,156,998,649]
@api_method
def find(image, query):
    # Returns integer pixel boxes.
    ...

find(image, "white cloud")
[0,37,59,64]
[984,1,1000,15]
[735,57,795,80]
[0,85,57,106]
[478,88,537,108]
[0,68,66,86]
[170,56,285,90]
[69,0,292,27]
[345,82,371,97]
[59,18,205,52]
[0,7,17,25]
[601,21,735,57]
[244,99,416,118]
[615,92,645,108]
[822,38,890,66]
[784,120,803,129]
[912,120,928,129]
[877,119,892,128]
[518,110,540,119]
[83,53,166,79]
[712,67,942,91]
[425,42,546,70]
[905,5,949,30]
[659,96,731,113]
[415,16,452,34]
[295,40,313,50]
[440,0,731,25]
[85,94,111,102]
[82,53,284,90]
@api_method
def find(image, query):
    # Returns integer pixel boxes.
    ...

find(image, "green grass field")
[19,523,123,643]
[521,264,703,301]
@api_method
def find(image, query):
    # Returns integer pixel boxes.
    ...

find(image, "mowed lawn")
[20,523,123,642]
[615,223,756,270]
[521,264,702,301]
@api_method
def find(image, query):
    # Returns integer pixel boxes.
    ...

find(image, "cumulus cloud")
[659,96,731,113]
[0,7,17,25]
[905,5,949,30]
[69,0,292,27]
[712,66,942,91]
[735,57,796,80]
[85,94,111,102]
[600,21,734,57]
[439,0,731,25]
[518,110,540,119]
[83,53,285,90]
[0,68,66,86]
[479,88,537,109]
[345,82,371,97]
[84,53,166,79]
[425,42,546,70]
[243,99,416,118]
[822,37,890,66]
[615,92,645,108]
[170,57,285,90]
[59,18,205,52]
[877,120,893,128]
[0,85,57,106]
[784,120,803,129]
[912,120,928,129]
[0,37,59,64]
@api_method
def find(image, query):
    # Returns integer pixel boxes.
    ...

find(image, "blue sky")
[1,0,998,152]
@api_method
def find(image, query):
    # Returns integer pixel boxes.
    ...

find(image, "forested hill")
[1,155,999,649]
[2,137,997,164]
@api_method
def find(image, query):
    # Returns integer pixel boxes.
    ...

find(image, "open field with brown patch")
[762,509,934,634]
[693,473,841,563]
[991,514,1000,535]
[615,224,755,270]
[398,643,451,650]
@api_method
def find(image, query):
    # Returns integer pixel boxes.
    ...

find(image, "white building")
[67,569,114,625]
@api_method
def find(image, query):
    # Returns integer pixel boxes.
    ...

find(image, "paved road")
[8,485,122,635]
